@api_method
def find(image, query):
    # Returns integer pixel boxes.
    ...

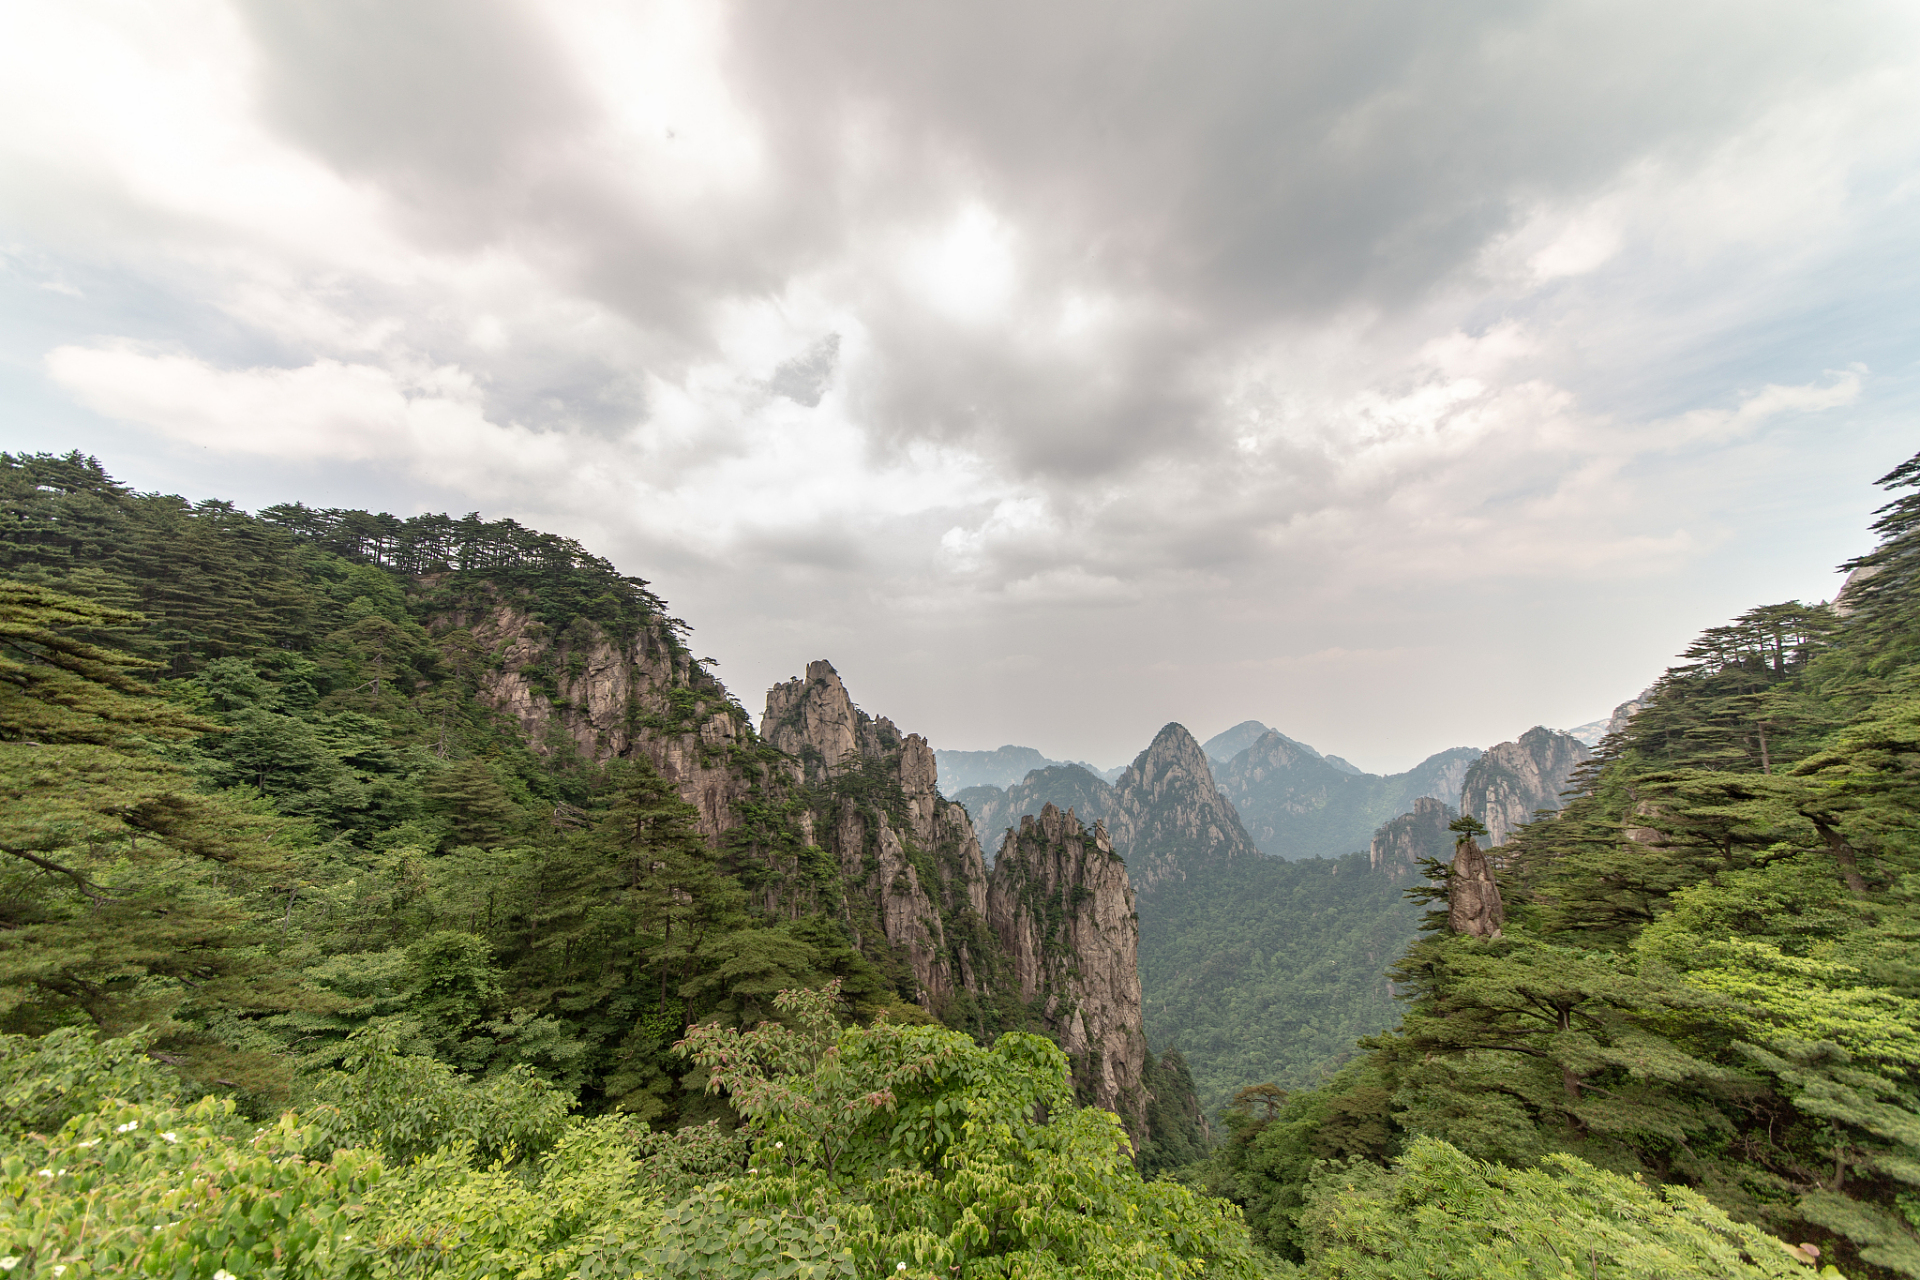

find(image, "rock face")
[986,803,1147,1137]
[959,764,1126,865]
[1213,730,1481,860]
[444,601,751,843]
[1447,834,1505,938]
[1458,727,1592,848]
[1605,687,1655,741]
[1368,796,1455,879]
[1112,724,1261,898]
[761,661,992,1010]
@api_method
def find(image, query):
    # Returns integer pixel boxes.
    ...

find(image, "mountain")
[1111,723,1262,898]
[947,718,1428,1109]
[1563,716,1611,746]
[956,763,1121,864]
[760,661,1160,1148]
[987,802,1146,1131]
[935,743,1121,794]
[933,744,1057,792]
[1213,732,1481,859]
[0,451,1188,1155]
[1457,725,1591,847]
[1367,796,1455,880]
[1202,719,1364,775]
[1201,719,1274,763]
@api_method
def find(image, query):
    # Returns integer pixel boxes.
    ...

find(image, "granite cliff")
[1367,796,1455,880]
[960,763,1127,865]
[985,803,1148,1136]
[760,661,994,1011]
[1111,723,1262,898]
[1458,725,1593,848]
[441,597,756,843]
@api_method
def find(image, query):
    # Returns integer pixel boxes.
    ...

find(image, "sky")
[4,1,1918,774]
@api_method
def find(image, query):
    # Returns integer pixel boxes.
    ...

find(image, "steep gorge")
[462,628,1156,1141]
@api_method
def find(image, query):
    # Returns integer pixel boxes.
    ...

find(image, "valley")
[6,446,1918,1277]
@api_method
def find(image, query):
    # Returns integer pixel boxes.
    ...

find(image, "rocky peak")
[959,764,1127,867]
[451,598,748,842]
[1114,723,1262,896]
[986,803,1148,1140]
[763,660,877,783]
[761,659,990,1011]
[1459,726,1592,848]
[1368,796,1454,879]
[1447,832,1505,939]
[1604,687,1655,741]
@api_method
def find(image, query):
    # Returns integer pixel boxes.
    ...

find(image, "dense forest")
[2,446,1908,1277]
[1200,455,1920,1278]
[1140,851,1422,1111]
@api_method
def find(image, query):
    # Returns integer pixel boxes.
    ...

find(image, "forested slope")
[0,447,1874,1279]
[1203,452,1920,1279]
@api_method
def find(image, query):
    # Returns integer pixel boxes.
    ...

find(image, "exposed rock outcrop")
[1604,687,1656,743]
[760,661,992,1010]
[986,803,1148,1138]
[1368,796,1455,879]
[1458,727,1592,848]
[959,764,1127,865]
[443,601,751,842]
[1112,724,1261,897]
[1447,833,1505,938]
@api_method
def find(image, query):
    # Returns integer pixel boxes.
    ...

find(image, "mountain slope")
[1457,725,1590,846]
[1214,732,1480,859]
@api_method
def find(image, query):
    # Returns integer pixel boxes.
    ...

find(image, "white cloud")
[7,0,1918,764]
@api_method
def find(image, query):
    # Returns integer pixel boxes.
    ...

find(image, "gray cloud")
[5,0,1917,765]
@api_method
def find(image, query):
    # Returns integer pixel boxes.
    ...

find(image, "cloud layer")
[5,0,1918,769]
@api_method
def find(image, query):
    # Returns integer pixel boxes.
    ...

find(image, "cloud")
[6,0,1919,763]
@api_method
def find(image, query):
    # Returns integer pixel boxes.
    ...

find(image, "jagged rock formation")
[958,764,1127,865]
[1832,563,1881,617]
[444,600,752,842]
[1112,724,1261,898]
[1458,726,1592,848]
[1446,833,1505,938]
[1605,687,1655,740]
[1213,730,1481,860]
[760,661,993,1009]
[986,803,1147,1137]
[1368,796,1455,879]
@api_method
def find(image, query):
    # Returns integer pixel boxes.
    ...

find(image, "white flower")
[0,1257,20,1271]
[898,1265,908,1272]
[36,1169,52,1178]
[161,1131,179,1143]
[773,1141,783,1149]
[76,1140,98,1150]
[748,1167,757,1174]
[51,1267,66,1277]
[214,1270,238,1280]
[115,1121,138,1133]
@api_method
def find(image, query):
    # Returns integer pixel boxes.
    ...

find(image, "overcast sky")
[5,1,1918,773]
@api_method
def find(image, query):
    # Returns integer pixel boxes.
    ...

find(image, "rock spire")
[986,803,1148,1137]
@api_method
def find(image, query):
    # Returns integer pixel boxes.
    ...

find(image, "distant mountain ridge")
[1201,720,1362,775]
[1213,732,1481,860]
[935,744,1121,794]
